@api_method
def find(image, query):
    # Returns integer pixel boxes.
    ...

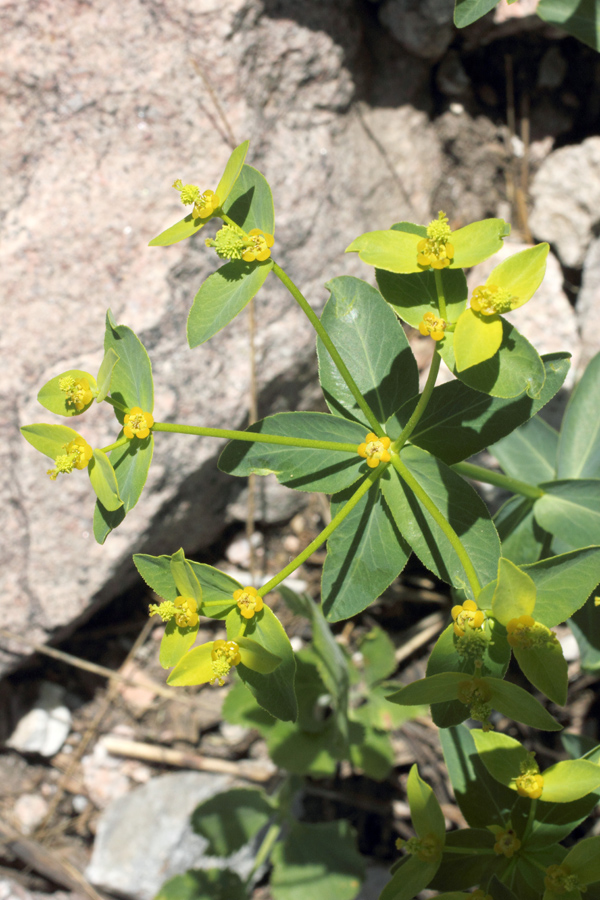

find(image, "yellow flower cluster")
[418,312,446,341]
[545,864,582,894]
[506,615,558,650]
[471,284,516,316]
[417,211,454,269]
[172,180,220,218]
[59,376,94,411]
[357,433,391,468]
[242,228,274,262]
[47,436,93,480]
[234,585,264,619]
[174,596,199,628]
[491,826,521,858]
[451,599,484,638]
[515,771,544,799]
[210,639,241,686]
[123,407,154,439]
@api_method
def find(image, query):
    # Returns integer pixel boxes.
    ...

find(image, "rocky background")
[2,0,600,896]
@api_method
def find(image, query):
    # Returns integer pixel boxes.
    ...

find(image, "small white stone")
[13,793,49,834]
[6,682,71,757]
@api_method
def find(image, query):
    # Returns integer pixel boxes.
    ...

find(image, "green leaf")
[222,679,276,733]
[376,265,468,329]
[133,553,177,601]
[558,352,600,478]
[318,276,419,426]
[104,312,154,412]
[88,449,122,511]
[236,636,281,674]
[491,558,537,625]
[218,412,365,493]
[407,764,446,840]
[321,482,410,622]
[155,868,247,900]
[346,229,423,274]
[92,435,153,544]
[348,720,394,781]
[387,353,570,465]
[228,605,297,722]
[522,547,600,627]
[570,599,600,672]
[359,626,397,686]
[379,855,440,900]
[387,671,466,706]
[485,676,562,730]
[187,259,272,348]
[270,821,364,900]
[187,560,241,616]
[537,0,600,51]
[563,835,600,884]
[37,369,97,417]
[439,725,522,829]
[453,309,504,371]
[382,446,501,598]
[159,617,199,670]
[167,642,215,685]
[514,641,568,706]
[526,787,600,850]
[438,319,546,399]
[148,210,211,248]
[148,140,250,247]
[484,243,549,311]
[170,548,203,605]
[534,480,600,547]
[491,415,559,484]
[494,496,551,567]
[191,787,273,856]
[215,140,251,207]
[542,760,600,802]
[21,423,83,460]
[471,729,532,787]
[222,163,275,234]
[454,0,500,27]
[450,218,510,269]
[96,348,119,403]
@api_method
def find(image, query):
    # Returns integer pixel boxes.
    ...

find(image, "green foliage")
[24,143,600,900]
[190,788,274,856]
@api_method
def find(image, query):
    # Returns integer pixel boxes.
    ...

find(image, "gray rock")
[378,0,455,59]
[576,236,600,369]
[86,771,249,900]
[5,682,71,757]
[529,137,600,268]
[1,0,449,674]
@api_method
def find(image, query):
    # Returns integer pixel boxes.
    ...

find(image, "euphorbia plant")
[21,141,600,900]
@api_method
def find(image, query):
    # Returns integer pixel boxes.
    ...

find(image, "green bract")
[346,216,510,274]
[148,140,249,246]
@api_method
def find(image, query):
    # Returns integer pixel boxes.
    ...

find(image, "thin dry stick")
[504,53,517,216]
[190,59,236,148]
[35,618,154,837]
[0,820,105,900]
[101,735,274,783]
[518,92,533,243]
[394,611,446,665]
[0,627,203,709]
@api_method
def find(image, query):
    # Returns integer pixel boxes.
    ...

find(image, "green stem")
[104,396,128,414]
[248,822,281,881]
[391,352,441,452]
[523,797,538,843]
[442,846,495,856]
[100,436,129,454]
[451,461,545,500]
[391,453,481,597]
[434,269,448,320]
[259,465,386,597]
[271,262,382,434]
[202,600,235,608]
[152,422,357,453]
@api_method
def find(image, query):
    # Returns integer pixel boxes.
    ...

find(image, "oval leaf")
[187,259,272,348]
[491,558,537,625]
[513,642,568,706]
[88,449,122,511]
[407,764,446,841]
[542,760,600,803]
[454,308,504,371]
[37,369,97,417]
